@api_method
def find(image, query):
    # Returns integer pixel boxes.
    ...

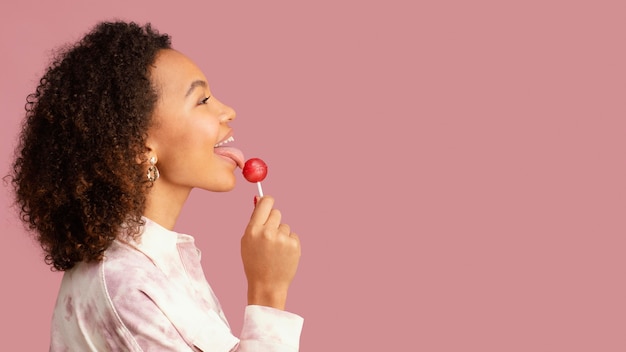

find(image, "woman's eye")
[200,96,211,105]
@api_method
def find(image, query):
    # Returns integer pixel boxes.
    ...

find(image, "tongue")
[214,146,245,168]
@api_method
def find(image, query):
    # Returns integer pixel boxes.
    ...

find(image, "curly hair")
[10,21,171,271]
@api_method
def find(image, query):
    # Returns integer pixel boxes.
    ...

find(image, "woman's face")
[146,49,243,194]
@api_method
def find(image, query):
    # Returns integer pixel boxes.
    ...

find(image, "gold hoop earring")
[147,156,160,182]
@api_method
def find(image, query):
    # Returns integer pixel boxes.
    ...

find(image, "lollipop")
[242,158,268,197]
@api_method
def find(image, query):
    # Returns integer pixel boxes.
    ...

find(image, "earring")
[147,156,160,182]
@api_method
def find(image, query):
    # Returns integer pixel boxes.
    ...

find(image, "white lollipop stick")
[257,182,264,197]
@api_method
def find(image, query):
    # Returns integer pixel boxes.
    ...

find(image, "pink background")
[1,0,625,350]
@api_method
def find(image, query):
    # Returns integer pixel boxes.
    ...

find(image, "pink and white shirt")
[50,218,303,351]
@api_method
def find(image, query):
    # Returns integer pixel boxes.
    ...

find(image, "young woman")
[10,21,302,351]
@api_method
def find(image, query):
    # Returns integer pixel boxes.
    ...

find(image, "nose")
[217,98,236,123]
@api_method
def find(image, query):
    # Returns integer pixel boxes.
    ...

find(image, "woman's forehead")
[151,49,209,95]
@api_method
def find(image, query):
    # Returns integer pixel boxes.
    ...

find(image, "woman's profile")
[9,21,303,351]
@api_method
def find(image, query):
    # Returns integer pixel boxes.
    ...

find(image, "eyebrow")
[185,80,208,97]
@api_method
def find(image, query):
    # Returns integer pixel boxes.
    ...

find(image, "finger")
[288,232,302,255]
[265,208,283,228]
[277,223,290,236]
[249,195,275,224]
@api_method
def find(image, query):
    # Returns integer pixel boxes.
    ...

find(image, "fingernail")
[253,196,259,206]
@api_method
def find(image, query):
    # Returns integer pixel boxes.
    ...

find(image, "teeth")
[214,136,234,147]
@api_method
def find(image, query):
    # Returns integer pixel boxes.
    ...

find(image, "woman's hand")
[241,195,301,310]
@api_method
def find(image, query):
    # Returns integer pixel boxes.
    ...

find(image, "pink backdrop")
[1,1,625,351]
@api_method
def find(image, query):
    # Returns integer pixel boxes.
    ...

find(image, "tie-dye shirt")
[50,218,303,351]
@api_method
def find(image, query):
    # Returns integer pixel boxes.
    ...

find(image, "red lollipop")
[242,158,268,197]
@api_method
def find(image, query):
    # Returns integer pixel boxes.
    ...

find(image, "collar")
[120,217,196,275]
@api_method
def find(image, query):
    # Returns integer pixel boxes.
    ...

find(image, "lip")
[214,130,234,147]
[213,129,245,168]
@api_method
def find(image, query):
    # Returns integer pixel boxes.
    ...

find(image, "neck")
[143,180,191,230]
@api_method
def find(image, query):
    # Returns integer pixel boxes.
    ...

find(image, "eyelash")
[200,96,211,105]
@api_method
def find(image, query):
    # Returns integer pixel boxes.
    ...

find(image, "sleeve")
[111,277,240,351]
[104,241,303,351]
[228,305,304,352]
[111,287,199,351]
[116,293,304,352]
[104,251,239,351]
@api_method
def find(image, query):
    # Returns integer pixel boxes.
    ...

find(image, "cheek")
[152,108,220,156]
[172,121,220,160]
[188,120,219,146]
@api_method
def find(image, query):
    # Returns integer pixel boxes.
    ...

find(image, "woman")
[10,21,302,351]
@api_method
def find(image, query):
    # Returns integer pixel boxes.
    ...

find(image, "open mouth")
[213,135,245,168]
[214,136,234,147]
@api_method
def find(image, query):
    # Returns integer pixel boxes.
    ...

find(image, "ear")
[145,134,157,154]
[138,134,158,164]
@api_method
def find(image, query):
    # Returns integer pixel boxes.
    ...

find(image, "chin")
[219,184,237,192]
[204,179,237,192]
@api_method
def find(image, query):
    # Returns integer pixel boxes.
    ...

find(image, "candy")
[242,158,268,182]
[242,158,268,197]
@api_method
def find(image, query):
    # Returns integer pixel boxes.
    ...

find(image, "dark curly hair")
[9,21,171,271]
